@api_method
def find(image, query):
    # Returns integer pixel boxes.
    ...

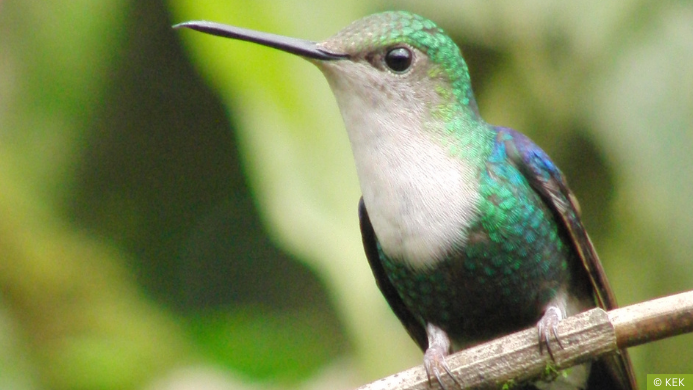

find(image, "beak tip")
[171,21,193,30]
[172,21,210,31]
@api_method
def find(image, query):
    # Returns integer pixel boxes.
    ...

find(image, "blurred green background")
[1,1,692,389]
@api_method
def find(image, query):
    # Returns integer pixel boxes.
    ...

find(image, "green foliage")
[187,307,343,383]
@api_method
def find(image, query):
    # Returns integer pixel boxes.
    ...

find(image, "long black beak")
[173,21,348,61]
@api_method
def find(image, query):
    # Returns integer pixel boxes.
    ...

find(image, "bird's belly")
[380,194,572,345]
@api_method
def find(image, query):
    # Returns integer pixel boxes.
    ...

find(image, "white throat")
[322,63,481,269]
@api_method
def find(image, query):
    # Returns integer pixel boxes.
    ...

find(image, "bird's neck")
[336,91,494,268]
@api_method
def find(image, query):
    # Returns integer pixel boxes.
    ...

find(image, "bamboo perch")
[356,290,693,390]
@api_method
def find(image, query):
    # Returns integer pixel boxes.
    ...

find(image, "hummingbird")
[174,11,637,390]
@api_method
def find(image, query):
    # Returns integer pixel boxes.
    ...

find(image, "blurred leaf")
[0,170,191,389]
[0,0,128,206]
[0,1,193,389]
[187,307,343,383]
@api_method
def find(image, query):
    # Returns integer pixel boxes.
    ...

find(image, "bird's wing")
[499,127,637,390]
[359,197,428,351]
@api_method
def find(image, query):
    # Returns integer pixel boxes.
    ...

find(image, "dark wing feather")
[499,127,637,390]
[358,197,428,351]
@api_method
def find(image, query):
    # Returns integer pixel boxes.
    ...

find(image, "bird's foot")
[537,305,565,360]
[424,345,460,390]
[424,323,461,389]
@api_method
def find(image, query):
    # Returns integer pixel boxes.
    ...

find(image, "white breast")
[322,61,481,269]
[355,127,480,269]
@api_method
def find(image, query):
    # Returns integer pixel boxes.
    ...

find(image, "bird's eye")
[385,47,413,73]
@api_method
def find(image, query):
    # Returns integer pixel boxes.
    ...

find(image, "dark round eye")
[385,47,413,73]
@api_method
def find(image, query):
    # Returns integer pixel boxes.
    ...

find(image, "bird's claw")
[537,306,564,360]
[424,345,461,390]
